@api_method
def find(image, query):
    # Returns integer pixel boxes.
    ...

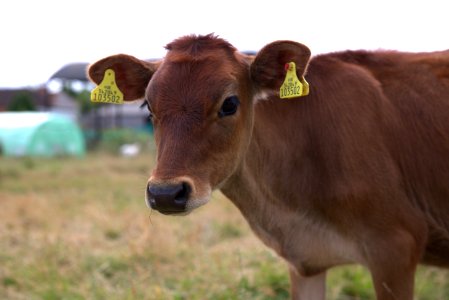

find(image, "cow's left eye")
[218,96,240,117]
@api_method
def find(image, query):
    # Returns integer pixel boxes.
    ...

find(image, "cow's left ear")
[250,41,311,91]
[88,54,160,101]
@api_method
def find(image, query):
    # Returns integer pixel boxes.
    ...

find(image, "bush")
[8,92,36,111]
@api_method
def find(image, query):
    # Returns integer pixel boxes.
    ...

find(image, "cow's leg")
[364,229,424,300]
[289,268,326,300]
[369,263,416,300]
[369,258,416,300]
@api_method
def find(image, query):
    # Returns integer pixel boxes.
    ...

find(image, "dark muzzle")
[146,182,191,214]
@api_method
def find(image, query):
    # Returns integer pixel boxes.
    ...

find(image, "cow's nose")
[146,182,191,214]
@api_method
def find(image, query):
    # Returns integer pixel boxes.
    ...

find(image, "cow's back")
[323,50,449,266]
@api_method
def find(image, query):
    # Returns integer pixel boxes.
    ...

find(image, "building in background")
[0,63,150,130]
[49,62,150,130]
[0,87,52,112]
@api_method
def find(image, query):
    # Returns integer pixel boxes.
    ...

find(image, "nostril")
[174,182,191,205]
[146,184,157,209]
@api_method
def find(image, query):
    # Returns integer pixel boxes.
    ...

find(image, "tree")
[8,92,36,111]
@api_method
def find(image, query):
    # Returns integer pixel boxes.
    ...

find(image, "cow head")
[88,34,310,215]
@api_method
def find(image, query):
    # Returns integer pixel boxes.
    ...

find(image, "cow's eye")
[141,100,154,120]
[218,96,240,117]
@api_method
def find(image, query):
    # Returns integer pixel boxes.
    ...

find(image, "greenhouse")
[0,112,85,157]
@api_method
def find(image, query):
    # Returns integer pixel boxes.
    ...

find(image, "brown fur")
[88,35,449,300]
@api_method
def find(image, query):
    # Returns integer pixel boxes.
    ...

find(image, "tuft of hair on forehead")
[165,34,237,57]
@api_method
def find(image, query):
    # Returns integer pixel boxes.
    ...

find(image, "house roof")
[50,63,89,81]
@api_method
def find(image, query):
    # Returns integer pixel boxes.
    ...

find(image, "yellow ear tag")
[279,62,310,99]
[90,69,124,104]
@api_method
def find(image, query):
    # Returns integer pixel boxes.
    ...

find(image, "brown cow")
[88,34,449,300]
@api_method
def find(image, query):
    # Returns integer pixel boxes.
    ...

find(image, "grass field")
[1,152,448,299]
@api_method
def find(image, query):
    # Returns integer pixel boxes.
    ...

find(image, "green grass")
[0,153,448,299]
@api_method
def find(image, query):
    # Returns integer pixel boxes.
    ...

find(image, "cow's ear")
[88,54,160,101]
[250,41,311,91]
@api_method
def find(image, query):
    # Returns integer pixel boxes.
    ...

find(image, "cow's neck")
[220,99,318,252]
[222,98,317,213]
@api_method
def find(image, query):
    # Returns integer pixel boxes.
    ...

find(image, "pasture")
[0,152,448,299]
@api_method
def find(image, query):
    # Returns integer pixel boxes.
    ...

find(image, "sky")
[1,0,448,89]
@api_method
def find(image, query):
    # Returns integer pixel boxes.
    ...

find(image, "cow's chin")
[170,199,209,215]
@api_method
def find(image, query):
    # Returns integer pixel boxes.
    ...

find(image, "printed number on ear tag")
[280,62,310,99]
[91,69,124,104]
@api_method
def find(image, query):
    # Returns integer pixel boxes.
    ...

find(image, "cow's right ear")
[250,41,311,94]
[88,54,159,101]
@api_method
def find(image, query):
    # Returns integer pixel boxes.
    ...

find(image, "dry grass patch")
[0,153,448,299]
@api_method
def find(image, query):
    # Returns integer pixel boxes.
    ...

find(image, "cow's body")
[89,35,449,300]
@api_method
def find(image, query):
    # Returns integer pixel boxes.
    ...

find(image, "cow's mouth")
[147,197,189,215]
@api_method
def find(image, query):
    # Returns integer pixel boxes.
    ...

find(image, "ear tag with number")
[279,62,310,99]
[91,69,124,104]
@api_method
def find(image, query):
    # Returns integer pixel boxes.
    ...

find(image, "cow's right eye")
[141,100,154,121]
[218,96,240,118]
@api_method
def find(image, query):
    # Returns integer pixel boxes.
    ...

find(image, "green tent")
[0,112,85,157]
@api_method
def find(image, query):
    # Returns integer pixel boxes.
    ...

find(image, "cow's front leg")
[289,267,326,300]
[368,250,416,300]
[365,228,425,300]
